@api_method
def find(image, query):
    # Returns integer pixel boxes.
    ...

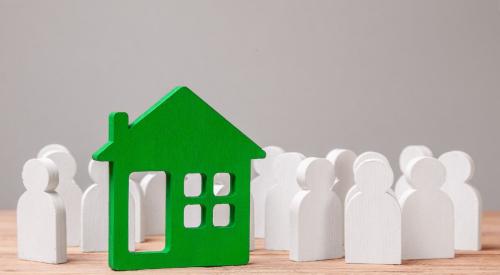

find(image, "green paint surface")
[93,87,265,270]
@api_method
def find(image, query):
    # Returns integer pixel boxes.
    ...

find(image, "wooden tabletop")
[1,210,500,274]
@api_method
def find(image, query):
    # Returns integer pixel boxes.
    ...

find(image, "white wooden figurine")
[440,151,482,251]
[345,159,401,264]
[400,157,454,260]
[326,149,356,253]
[265,152,305,250]
[130,172,149,185]
[140,172,166,236]
[326,149,357,204]
[251,146,285,238]
[353,151,390,172]
[346,151,394,205]
[17,158,67,264]
[40,150,82,247]
[290,158,343,261]
[129,178,145,242]
[81,160,135,252]
[37,144,70,158]
[394,145,433,199]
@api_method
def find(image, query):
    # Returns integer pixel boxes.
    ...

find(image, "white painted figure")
[40,150,82,247]
[346,151,395,205]
[81,160,135,252]
[251,146,285,238]
[440,151,482,251]
[129,178,145,243]
[130,172,149,186]
[326,149,357,204]
[265,152,305,250]
[345,159,401,264]
[394,145,433,199]
[325,149,356,254]
[140,172,167,236]
[17,158,67,264]
[400,157,454,260]
[37,144,70,158]
[290,158,343,261]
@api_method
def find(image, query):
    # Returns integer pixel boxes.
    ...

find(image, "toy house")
[93,87,265,270]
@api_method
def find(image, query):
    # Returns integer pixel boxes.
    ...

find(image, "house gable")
[93,86,265,167]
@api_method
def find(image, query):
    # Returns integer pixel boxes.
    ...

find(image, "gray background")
[1,0,499,209]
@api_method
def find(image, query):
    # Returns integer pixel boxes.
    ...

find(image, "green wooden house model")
[93,87,265,270]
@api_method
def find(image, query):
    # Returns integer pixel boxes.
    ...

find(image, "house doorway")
[130,171,167,252]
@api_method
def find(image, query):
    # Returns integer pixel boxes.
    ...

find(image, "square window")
[213,204,231,227]
[184,173,203,197]
[214,173,231,196]
[184,205,202,228]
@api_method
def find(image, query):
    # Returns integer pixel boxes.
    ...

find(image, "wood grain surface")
[1,210,499,274]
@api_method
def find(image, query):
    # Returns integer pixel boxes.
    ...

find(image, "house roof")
[93,86,265,164]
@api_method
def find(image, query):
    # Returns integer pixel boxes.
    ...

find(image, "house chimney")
[109,112,129,141]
